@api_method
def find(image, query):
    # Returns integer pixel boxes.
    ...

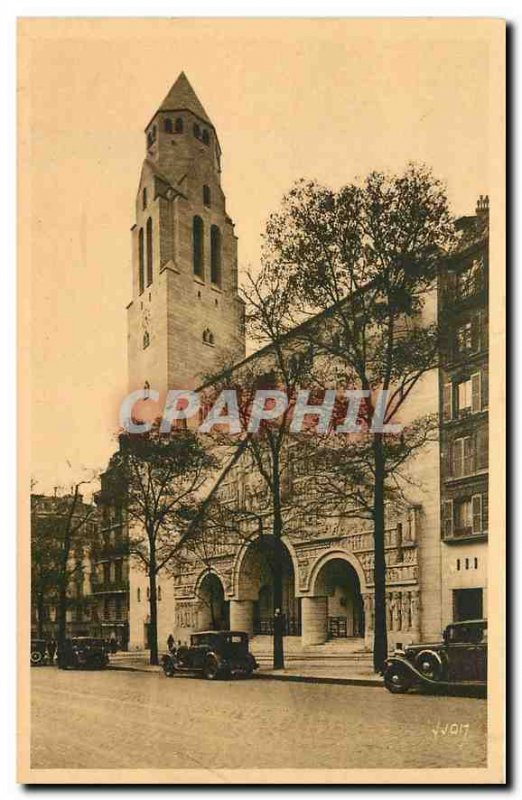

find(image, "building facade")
[30,493,97,640]
[438,197,489,627]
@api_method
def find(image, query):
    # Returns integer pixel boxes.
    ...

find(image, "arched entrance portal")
[302,555,365,645]
[196,572,229,631]
[234,537,300,636]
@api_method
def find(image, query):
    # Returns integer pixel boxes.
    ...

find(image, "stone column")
[301,596,328,645]
[229,600,254,636]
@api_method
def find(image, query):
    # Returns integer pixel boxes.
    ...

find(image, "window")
[210,225,222,285]
[138,228,145,295]
[457,379,472,415]
[442,500,453,537]
[137,587,141,602]
[203,185,211,206]
[143,331,150,349]
[453,588,483,622]
[202,129,210,145]
[146,217,153,286]
[175,117,183,133]
[142,187,147,210]
[452,436,472,477]
[203,328,215,345]
[457,257,483,299]
[192,216,204,278]
[164,118,173,133]
[115,560,123,583]
[158,586,162,601]
[456,322,472,353]
[146,586,150,601]
[103,563,110,584]
[471,372,482,413]
[193,122,201,139]
[454,498,472,535]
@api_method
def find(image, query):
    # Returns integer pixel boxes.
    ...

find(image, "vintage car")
[30,639,48,666]
[161,631,258,680]
[57,637,110,670]
[384,619,487,694]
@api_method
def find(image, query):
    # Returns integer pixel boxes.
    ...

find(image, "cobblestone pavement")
[31,667,486,773]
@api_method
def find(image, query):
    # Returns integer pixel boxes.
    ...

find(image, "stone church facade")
[109,73,487,652]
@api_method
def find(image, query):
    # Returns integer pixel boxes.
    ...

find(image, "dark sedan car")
[57,637,110,670]
[161,631,258,680]
[383,619,487,694]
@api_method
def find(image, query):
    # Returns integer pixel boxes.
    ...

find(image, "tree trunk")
[372,432,388,673]
[36,591,46,639]
[148,548,159,666]
[272,460,285,671]
[57,582,68,647]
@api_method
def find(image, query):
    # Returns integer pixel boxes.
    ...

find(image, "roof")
[146,72,213,129]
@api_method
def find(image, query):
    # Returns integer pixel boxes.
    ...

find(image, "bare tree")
[258,163,455,670]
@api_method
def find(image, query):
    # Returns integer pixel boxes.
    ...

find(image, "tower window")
[203,185,211,207]
[143,331,150,349]
[142,188,147,210]
[210,225,222,286]
[203,329,215,345]
[164,118,173,133]
[192,215,204,279]
[193,122,201,139]
[147,131,153,148]
[202,129,210,145]
[175,117,183,133]
[146,217,153,286]
[138,227,145,295]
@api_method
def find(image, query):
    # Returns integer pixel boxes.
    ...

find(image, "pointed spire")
[156,72,212,125]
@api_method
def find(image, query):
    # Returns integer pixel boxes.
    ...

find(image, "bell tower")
[127,72,245,395]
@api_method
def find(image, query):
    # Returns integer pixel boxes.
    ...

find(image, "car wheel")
[384,666,412,694]
[203,656,220,681]
[30,651,43,666]
[415,650,443,682]
[162,660,175,678]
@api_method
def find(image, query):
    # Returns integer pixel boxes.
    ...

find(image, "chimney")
[475,194,489,217]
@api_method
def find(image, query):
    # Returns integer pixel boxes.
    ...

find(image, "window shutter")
[480,310,488,350]
[476,427,488,470]
[471,315,480,352]
[464,437,472,475]
[471,372,481,413]
[482,368,489,408]
[443,500,453,538]
[472,494,482,534]
[443,383,453,420]
[482,492,489,533]
[451,439,461,477]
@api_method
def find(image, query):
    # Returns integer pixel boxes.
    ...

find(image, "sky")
[20,18,498,495]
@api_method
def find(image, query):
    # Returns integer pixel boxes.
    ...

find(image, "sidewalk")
[108,650,383,686]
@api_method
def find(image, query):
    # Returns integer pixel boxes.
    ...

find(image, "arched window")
[147,131,153,148]
[142,187,147,210]
[138,227,145,294]
[210,225,222,286]
[137,588,141,602]
[158,586,162,601]
[175,117,183,133]
[193,122,201,139]
[203,185,211,207]
[202,129,210,145]
[192,215,204,278]
[164,118,173,133]
[146,217,153,286]
[143,331,150,349]
[146,586,150,600]
[209,332,215,345]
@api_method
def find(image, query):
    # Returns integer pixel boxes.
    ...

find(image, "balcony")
[91,579,129,595]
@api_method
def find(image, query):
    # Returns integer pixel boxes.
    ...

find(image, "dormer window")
[202,129,210,145]
[175,117,183,134]
[164,118,173,133]
[203,185,211,207]
[193,123,201,139]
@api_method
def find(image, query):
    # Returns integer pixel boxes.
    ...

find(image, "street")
[31,668,487,772]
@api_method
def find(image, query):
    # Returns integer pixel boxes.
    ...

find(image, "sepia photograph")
[17,16,505,784]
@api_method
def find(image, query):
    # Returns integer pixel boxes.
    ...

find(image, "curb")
[107,663,383,686]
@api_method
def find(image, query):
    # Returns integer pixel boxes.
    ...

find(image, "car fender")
[385,654,451,688]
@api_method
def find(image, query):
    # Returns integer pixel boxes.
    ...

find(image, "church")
[93,73,488,655]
